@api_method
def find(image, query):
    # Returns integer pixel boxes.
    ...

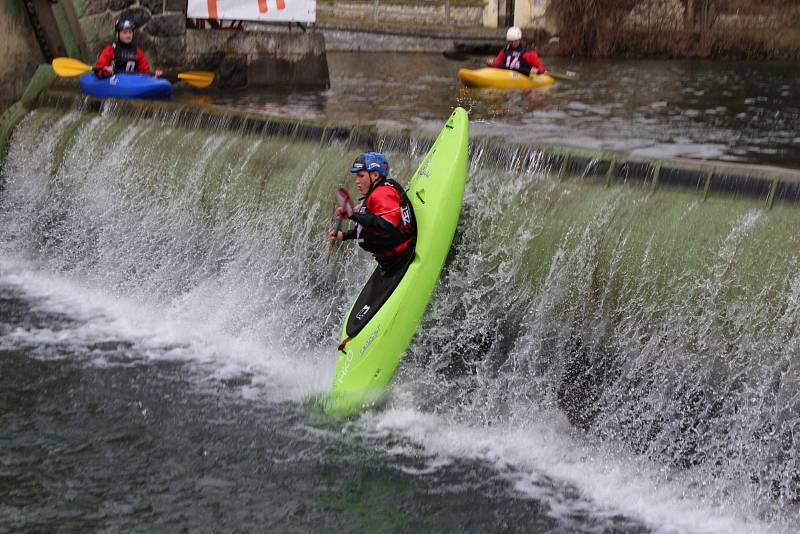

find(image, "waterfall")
[2,104,798,523]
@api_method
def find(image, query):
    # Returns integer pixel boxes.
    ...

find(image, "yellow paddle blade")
[177,71,214,89]
[52,57,93,77]
[548,70,580,82]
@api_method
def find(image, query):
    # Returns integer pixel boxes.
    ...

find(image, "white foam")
[0,255,335,401]
[355,406,787,534]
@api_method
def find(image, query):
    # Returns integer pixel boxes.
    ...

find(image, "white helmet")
[506,26,522,41]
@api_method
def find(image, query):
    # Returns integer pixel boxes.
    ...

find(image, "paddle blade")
[52,57,93,77]
[335,186,355,217]
[177,71,215,88]
[548,70,580,82]
[326,186,355,264]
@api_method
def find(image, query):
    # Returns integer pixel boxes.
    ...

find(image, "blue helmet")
[350,152,389,177]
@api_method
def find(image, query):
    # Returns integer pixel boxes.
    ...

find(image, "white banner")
[187,0,316,23]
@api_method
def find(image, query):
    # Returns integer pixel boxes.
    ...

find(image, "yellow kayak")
[458,67,556,89]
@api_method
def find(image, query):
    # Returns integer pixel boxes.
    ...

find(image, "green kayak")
[318,107,470,416]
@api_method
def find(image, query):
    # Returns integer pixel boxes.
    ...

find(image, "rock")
[135,31,155,52]
[140,0,164,15]
[83,0,108,16]
[155,36,186,66]
[108,0,135,10]
[164,0,186,13]
[119,7,151,28]
[84,12,117,51]
[145,13,186,38]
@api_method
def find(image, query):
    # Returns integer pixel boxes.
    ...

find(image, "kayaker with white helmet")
[485,26,546,76]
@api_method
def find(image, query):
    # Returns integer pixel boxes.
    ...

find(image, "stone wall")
[72,1,329,87]
[1,0,46,107]
[76,0,188,67]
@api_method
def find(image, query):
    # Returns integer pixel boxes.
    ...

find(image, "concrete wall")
[186,29,330,88]
[318,0,485,26]
[1,0,46,107]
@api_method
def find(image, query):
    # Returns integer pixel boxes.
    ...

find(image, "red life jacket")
[353,178,416,256]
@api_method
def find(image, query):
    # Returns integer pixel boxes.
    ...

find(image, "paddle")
[51,57,215,88]
[441,51,580,82]
[326,186,355,264]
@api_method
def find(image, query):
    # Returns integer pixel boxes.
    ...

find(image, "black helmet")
[115,18,135,33]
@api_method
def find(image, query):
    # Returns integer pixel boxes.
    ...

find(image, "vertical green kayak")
[319,107,470,416]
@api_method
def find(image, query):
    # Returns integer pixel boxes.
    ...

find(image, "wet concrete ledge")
[317,19,506,53]
[28,87,800,207]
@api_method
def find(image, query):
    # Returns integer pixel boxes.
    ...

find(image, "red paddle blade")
[336,186,355,217]
[326,186,355,264]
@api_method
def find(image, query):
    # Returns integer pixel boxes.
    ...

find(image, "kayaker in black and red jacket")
[95,18,163,79]
[329,152,417,275]
[486,26,546,76]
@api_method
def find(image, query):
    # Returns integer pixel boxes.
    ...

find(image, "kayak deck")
[458,67,555,89]
[79,73,172,100]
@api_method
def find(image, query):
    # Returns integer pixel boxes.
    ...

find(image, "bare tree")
[550,0,641,56]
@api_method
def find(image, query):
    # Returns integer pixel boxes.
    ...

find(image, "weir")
[2,78,799,522]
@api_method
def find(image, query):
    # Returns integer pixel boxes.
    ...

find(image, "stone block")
[119,7,151,28]
[135,31,155,51]
[164,0,185,12]
[145,13,185,37]
[84,12,116,53]
[155,36,186,66]
[140,0,164,14]
[109,0,135,10]
[83,0,108,15]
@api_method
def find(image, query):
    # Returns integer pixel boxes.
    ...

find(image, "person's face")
[354,170,377,195]
[119,28,133,44]
[509,39,521,48]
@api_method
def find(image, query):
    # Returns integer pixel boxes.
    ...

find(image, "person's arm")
[95,45,114,79]
[136,49,151,74]
[136,49,164,77]
[349,211,398,237]
[486,50,505,68]
[523,50,546,74]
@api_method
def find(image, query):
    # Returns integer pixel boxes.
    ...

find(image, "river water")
[203,51,800,169]
[1,52,799,532]
[0,262,779,533]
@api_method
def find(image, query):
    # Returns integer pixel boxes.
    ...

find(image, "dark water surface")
[195,52,800,169]
[0,278,648,532]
